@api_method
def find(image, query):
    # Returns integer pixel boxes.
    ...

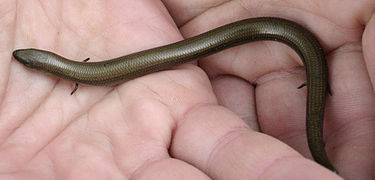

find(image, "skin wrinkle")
[201,0,231,9]
[99,15,173,55]
[0,0,14,111]
[329,116,375,147]
[279,3,323,20]
[175,102,215,132]
[38,1,56,30]
[205,127,250,173]
[116,86,174,146]
[237,0,262,17]
[324,43,374,173]
[34,1,64,53]
[255,66,306,89]
[115,88,129,127]
[260,42,301,75]
[238,0,305,19]
[16,89,93,162]
[212,75,257,124]
[226,44,241,75]
[354,1,374,25]
[74,87,111,120]
[58,21,86,51]
[226,42,303,85]
[94,23,124,52]
[136,81,165,103]
[51,92,66,131]
[257,154,304,179]
[130,145,170,178]
[177,104,216,134]
[0,7,14,21]
[145,21,170,42]
[177,0,233,28]
[169,66,210,93]
[0,35,14,120]
[164,71,193,93]
[74,10,133,56]
[110,88,131,131]
[320,21,363,47]
[274,127,306,146]
[349,117,375,141]
[258,74,307,134]
[4,132,44,171]
[86,15,177,59]
[328,42,362,57]
[0,79,54,145]
[325,118,375,173]
[106,138,124,179]
[0,3,16,109]
[62,4,91,37]
[133,67,213,124]
[255,67,308,140]
[327,38,364,55]
[113,88,156,144]
[25,96,72,158]
[130,156,169,179]
[97,131,128,178]
[58,3,99,53]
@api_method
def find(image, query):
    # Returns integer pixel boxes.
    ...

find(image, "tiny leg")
[327,83,332,96]
[297,82,307,89]
[69,58,89,95]
[297,82,332,96]
[71,83,79,95]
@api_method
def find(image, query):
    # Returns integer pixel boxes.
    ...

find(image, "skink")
[12,17,336,172]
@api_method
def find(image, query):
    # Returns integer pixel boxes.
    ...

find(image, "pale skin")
[1,0,375,179]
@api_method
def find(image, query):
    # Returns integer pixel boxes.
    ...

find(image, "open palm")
[1,0,374,179]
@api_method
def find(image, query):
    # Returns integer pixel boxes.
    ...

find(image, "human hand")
[2,0,374,179]
[164,0,374,179]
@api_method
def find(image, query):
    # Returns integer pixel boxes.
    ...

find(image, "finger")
[133,159,210,180]
[171,105,340,179]
[211,76,258,130]
[363,13,375,90]
[325,44,375,179]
